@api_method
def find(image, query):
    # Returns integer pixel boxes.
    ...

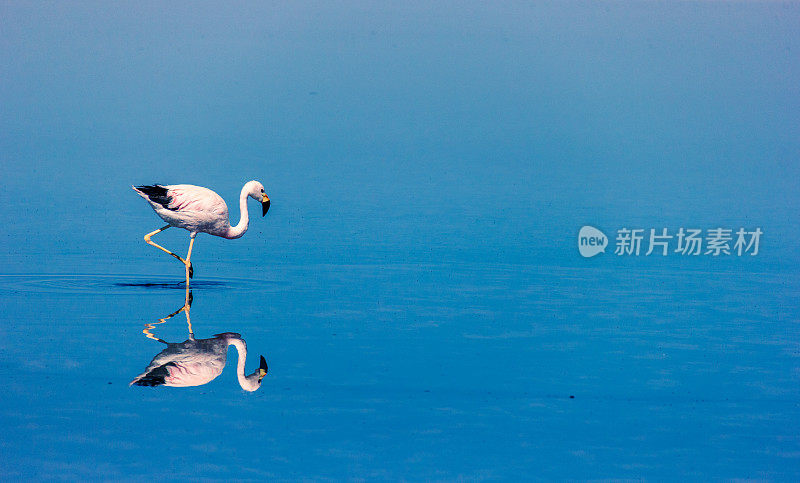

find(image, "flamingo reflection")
[130,293,268,391]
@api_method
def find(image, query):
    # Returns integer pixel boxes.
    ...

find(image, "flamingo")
[130,332,269,391]
[132,180,270,285]
[130,294,268,391]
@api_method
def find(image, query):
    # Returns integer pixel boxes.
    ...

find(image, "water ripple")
[0,274,268,295]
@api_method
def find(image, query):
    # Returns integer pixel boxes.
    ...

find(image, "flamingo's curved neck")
[228,338,252,390]
[225,185,250,239]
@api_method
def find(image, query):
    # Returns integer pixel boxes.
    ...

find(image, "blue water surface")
[1,1,799,480]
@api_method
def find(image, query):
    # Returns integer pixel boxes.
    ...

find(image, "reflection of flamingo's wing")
[130,362,174,387]
[131,360,224,387]
[130,338,229,388]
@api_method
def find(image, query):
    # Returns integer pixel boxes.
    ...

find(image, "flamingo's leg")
[185,294,194,339]
[185,233,196,281]
[144,225,188,265]
[142,293,193,342]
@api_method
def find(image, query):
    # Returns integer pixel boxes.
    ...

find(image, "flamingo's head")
[245,180,270,216]
[241,355,269,392]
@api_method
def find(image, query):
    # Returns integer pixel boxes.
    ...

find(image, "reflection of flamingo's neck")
[228,338,258,391]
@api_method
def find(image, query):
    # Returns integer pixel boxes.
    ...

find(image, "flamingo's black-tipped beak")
[261,195,270,216]
[258,355,268,381]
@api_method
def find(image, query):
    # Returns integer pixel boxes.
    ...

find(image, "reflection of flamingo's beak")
[258,355,268,381]
[261,195,270,216]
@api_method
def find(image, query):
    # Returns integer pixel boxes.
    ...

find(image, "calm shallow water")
[0,261,798,479]
[2,1,799,479]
